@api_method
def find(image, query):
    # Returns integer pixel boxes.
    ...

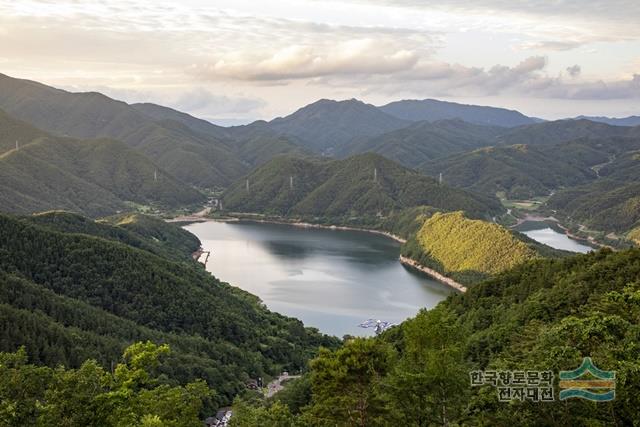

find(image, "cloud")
[566,65,581,78]
[192,39,421,81]
[173,88,266,115]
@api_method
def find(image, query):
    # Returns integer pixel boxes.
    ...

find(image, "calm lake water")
[515,221,593,253]
[184,221,452,337]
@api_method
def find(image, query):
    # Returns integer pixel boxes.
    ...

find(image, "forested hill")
[401,211,569,285]
[423,134,640,199]
[337,119,505,168]
[232,247,640,425]
[221,153,504,221]
[266,99,410,153]
[0,125,205,216]
[0,212,339,410]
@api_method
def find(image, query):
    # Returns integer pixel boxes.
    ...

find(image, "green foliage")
[535,137,640,236]
[339,119,506,168]
[422,131,640,199]
[28,211,200,260]
[267,99,409,153]
[0,108,46,154]
[0,213,339,408]
[235,247,640,425]
[0,130,205,217]
[402,211,556,284]
[222,153,503,221]
[306,339,393,427]
[0,342,211,426]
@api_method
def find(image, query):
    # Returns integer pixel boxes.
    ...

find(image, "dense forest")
[222,153,503,222]
[0,212,339,415]
[230,247,640,426]
[401,211,568,285]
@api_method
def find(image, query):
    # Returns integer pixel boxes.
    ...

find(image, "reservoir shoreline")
[175,212,471,293]
[399,256,467,293]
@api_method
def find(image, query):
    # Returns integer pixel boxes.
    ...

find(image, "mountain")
[0,112,204,216]
[422,123,640,199]
[222,153,503,220]
[496,118,629,146]
[401,211,567,284]
[0,73,247,187]
[267,99,410,154]
[575,115,640,127]
[546,148,640,235]
[379,98,538,127]
[337,119,505,168]
[0,212,339,409]
[132,102,232,139]
[421,142,600,199]
[0,109,47,154]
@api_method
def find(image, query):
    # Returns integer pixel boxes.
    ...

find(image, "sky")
[1,0,639,124]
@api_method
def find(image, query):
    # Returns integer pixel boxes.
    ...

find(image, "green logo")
[559,358,615,402]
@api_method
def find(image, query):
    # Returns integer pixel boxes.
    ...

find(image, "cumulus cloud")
[192,39,420,81]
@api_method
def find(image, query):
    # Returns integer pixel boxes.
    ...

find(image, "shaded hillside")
[0,134,204,217]
[547,179,640,233]
[379,98,537,127]
[338,119,505,167]
[222,153,503,220]
[0,108,47,154]
[423,135,640,198]
[401,211,565,284]
[0,213,339,407]
[575,115,640,127]
[134,103,306,167]
[267,99,409,153]
[0,73,246,187]
[422,143,598,198]
[241,248,640,425]
[497,118,629,146]
[28,211,200,261]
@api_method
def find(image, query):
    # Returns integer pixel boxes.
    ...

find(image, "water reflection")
[184,221,451,336]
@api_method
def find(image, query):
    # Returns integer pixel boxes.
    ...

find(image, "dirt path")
[266,374,301,398]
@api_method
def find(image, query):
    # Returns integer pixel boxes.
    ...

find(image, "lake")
[515,221,593,253]
[184,221,452,337]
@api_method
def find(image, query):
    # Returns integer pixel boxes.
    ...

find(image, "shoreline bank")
[174,211,472,293]
[399,256,467,293]
[232,216,408,244]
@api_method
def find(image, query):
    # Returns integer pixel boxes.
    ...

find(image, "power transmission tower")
[154,169,158,182]
[246,179,250,193]
[439,173,443,185]
[373,168,378,182]
[290,175,294,190]
[15,140,19,151]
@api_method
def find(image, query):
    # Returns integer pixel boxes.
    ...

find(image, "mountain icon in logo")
[559,357,615,402]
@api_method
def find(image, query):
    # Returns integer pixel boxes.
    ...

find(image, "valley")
[1,70,639,426]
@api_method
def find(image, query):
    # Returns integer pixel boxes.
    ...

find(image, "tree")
[385,306,470,426]
[306,339,393,427]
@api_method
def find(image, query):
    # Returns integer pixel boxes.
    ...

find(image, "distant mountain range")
[379,98,540,127]
[575,115,640,127]
[0,72,638,237]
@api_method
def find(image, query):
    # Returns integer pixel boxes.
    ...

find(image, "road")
[265,374,301,398]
